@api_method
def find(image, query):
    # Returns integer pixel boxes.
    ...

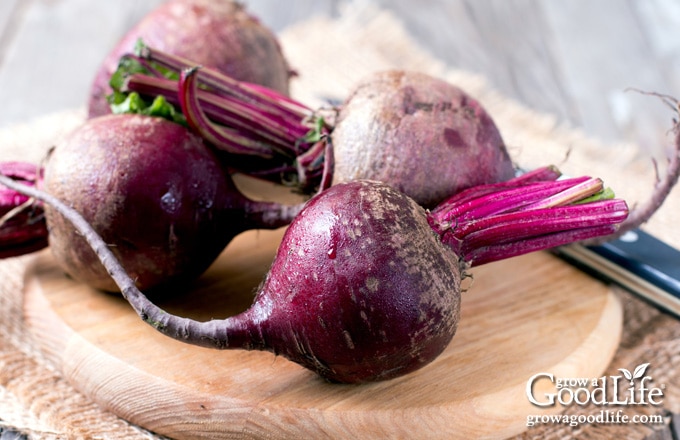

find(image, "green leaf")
[109,92,146,114]
[147,95,187,126]
[301,116,326,144]
[109,56,149,92]
[133,38,147,57]
[574,187,616,205]
[108,92,187,127]
[106,41,185,126]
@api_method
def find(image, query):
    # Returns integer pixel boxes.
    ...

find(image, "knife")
[554,229,680,319]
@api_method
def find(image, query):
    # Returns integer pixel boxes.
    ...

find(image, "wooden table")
[0,1,679,439]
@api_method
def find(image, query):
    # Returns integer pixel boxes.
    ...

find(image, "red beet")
[88,0,292,118]
[0,171,628,383]
[30,114,300,292]
[329,70,515,207]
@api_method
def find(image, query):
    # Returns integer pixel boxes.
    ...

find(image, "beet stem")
[520,178,604,210]
[428,171,630,266]
[124,74,308,148]
[458,200,629,252]
[245,199,304,229]
[114,44,331,191]
[432,176,592,226]
[178,68,276,158]
[180,68,307,148]
[463,225,619,266]
[430,166,563,222]
[0,162,48,257]
[137,43,309,119]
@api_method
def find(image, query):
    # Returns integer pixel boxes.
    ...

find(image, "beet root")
[330,70,516,207]
[244,179,463,382]
[41,114,300,292]
[88,0,292,118]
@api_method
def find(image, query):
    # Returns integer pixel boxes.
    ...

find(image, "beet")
[0,169,629,383]
[88,0,292,118]
[329,70,515,207]
[5,114,300,292]
[228,180,464,382]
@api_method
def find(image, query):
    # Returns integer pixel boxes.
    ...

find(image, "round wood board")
[22,228,622,440]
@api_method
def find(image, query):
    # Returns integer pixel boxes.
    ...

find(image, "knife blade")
[554,229,680,318]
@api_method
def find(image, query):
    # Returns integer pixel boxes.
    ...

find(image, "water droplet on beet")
[327,247,336,259]
[160,191,179,214]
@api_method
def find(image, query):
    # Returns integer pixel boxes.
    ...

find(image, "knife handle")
[555,229,680,319]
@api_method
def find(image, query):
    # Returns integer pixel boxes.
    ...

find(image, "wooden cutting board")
[22,227,622,440]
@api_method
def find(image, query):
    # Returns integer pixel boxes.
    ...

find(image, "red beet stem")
[457,200,629,251]
[136,45,308,119]
[430,176,593,226]
[124,73,307,149]
[178,68,276,158]
[243,199,303,230]
[0,162,48,257]
[432,165,563,213]
[175,66,330,188]
[463,225,619,266]
[428,169,629,267]
[117,45,330,189]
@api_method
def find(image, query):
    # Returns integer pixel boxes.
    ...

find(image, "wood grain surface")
[23,229,622,440]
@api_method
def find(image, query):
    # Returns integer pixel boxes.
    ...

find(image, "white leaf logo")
[633,363,650,379]
[618,368,632,380]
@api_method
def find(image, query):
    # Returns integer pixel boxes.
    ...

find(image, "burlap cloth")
[1,3,679,439]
